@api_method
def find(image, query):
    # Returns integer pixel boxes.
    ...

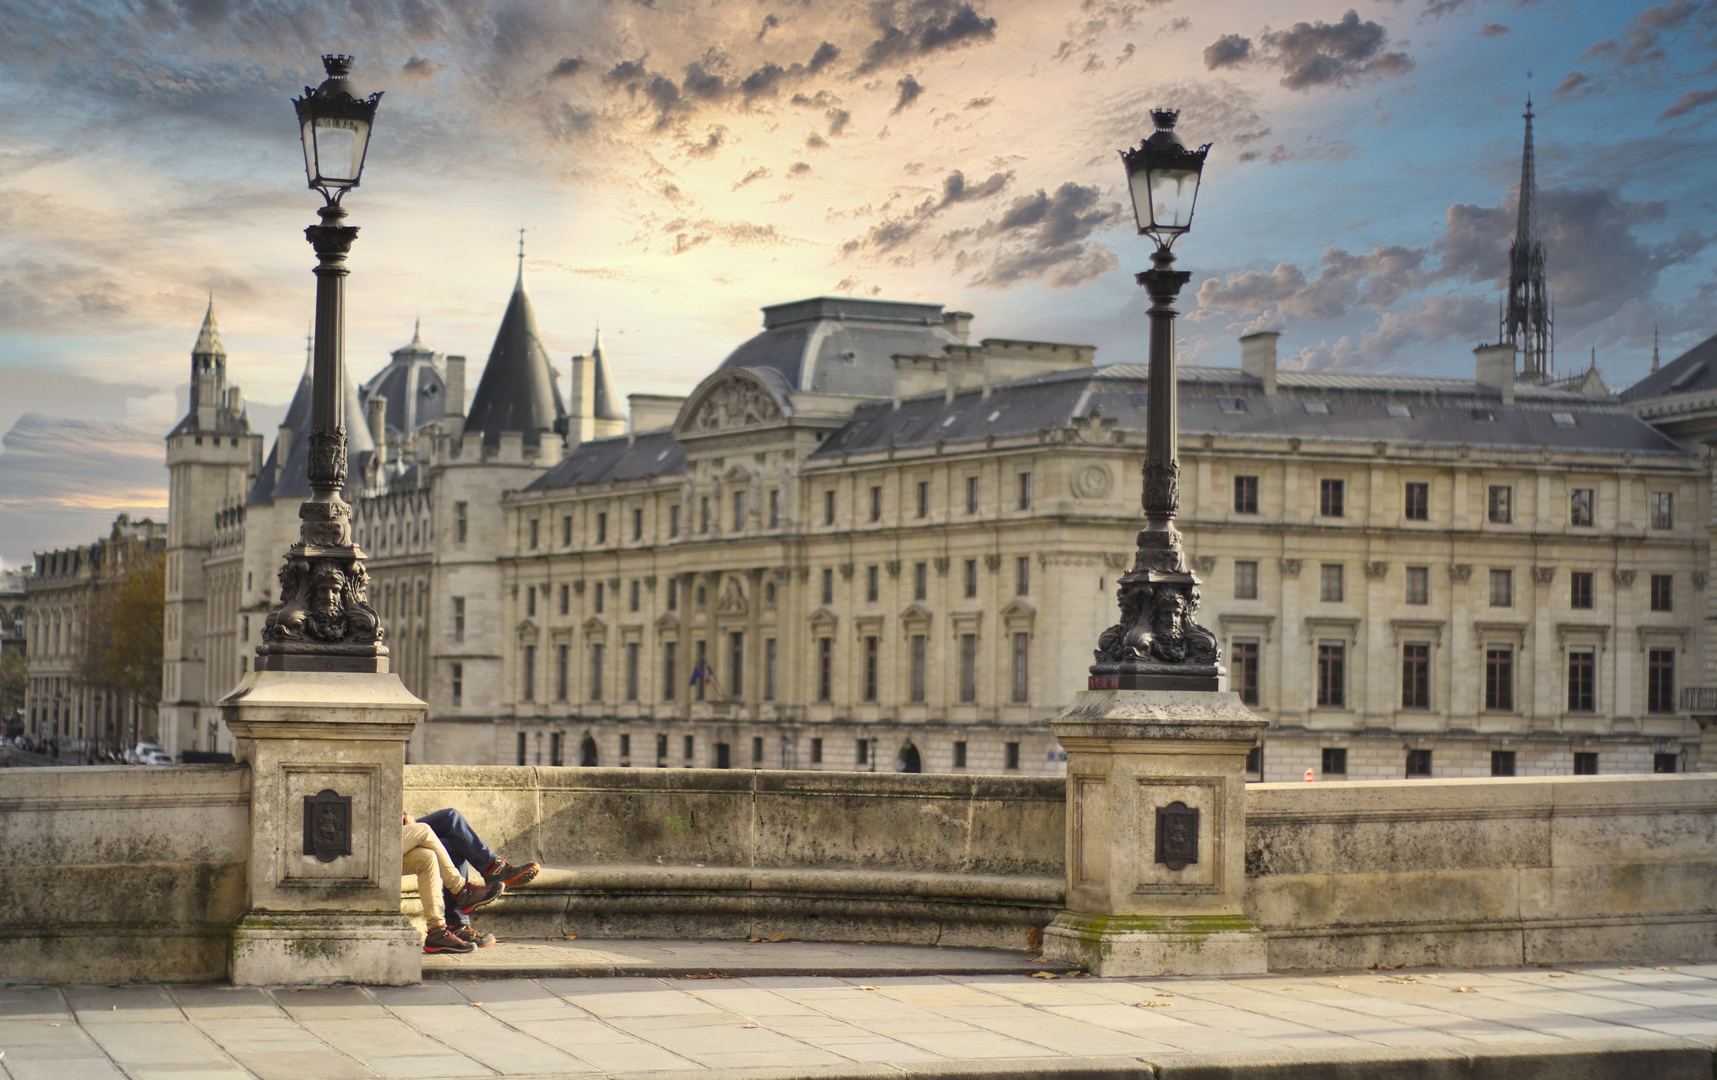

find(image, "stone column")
[222,670,424,985]
[1042,689,1268,976]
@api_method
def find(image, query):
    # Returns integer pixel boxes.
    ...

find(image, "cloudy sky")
[0,0,1711,566]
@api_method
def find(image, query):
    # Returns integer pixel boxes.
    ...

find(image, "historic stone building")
[24,514,168,755]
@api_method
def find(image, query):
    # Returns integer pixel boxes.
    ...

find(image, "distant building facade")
[25,514,167,755]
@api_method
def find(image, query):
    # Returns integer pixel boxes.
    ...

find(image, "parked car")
[141,750,173,766]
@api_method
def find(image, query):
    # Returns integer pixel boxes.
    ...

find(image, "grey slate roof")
[465,275,567,448]
[246,359,377,505]
[525,430,686,491]
[587,330,623,421]
[359,322,447,438]
[810,364,1691,460]
[716,296,959,397]
[1619,332,1717,402]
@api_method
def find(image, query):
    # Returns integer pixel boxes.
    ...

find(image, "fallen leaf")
[1422,974,1442,980]
[1069,971,1091,978]
[109,1006,115,1011]
[747,937,762,943]
[470,1002,483,1007]
[1030,956,1053,963]
[1549,974,1565,979]
[47,1023,61,1027]
[743,1023,758,1029]
[858,986,880,991]
[1657,966,1677,971]
[769,933,786,943]
[1132,1001,1170,1008]
[1155,992,1174,998]
[1031,972,1058,980]
[563,935,578,941]
[1455,987,1477,993]
[1621,966,1636,972]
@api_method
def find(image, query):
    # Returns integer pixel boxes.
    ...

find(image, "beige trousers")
[402,821,468,928]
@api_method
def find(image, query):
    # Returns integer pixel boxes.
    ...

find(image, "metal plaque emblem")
[302,789,353,863]
[1155,801,1199,871]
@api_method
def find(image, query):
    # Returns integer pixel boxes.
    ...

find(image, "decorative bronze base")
[1088,668,1221,692]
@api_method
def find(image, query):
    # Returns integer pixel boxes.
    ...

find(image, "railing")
[1681,687,1717,713]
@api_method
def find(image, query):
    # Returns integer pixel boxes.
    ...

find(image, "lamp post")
[1089,109,1220,693]
[256,55,388,674]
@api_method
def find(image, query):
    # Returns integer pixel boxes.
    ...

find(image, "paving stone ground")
[2,942,1715,1079]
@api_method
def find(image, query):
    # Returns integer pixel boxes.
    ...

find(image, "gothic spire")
[1504,96,1552,381]
[193,298,225,358]
[1652,326,1661,372]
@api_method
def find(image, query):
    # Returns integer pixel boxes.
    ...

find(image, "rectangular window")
[629,579,640,612]
[1401,643,1430,709]
[764,638,777,701]
[866,565,879,603]
[1245,746,1264,782]
[453,596,466,642]
[1568,649,1595,712]
[817,637,833,702]
[862,636,879,701]
[769,489,780,528]
[810,737,823,765]
[1488,485,1512,524]
[593,582,604,614]
[620,734,630,760]
[1320,563,1344,603]
[663,641,677,701]
[1232,640,1259,706]
[732,490,748,532]
[1651,492,1674,529]
[522,645,536,702]
[555,644,569,702]
[669,504,681,538]
[1234,475,1259,514]
[914,562,928,601]
[632,507,643,541]
[1012,632,1030,703]
[729,632,744,700]
[1570,488,1594,526]
[455,502,468,543]
[625,642,640,702]
[752,736,764,765]
[1655,753,1679,774]
[966,476,980,514]
[1320,479,1344,517]
[1316,642,1345,708]
[684,734,695,760]
[526,586,537,618]
[823,490,836,525]
[1491,750,1516,777]
[560,583,570,615]
[561,515,572,546]
[1570,571,1593,610]
[959,633,978,702]
[1573,752,1599,775]
[1404,482,1429,521]
[1234,560,1258,600]
[1485,646,1514,710]
[910,635,927,702]
[1651,574,1673,612]
[856,739,869,766]
[595,513,606,545]
[916,480,930,518]
[698,497,710,534]
[1648,647,1676,713]
[1015,556,1029,596]
[1005,742,1020,770]
[964,559,978,598]
[1321,748,1347,776]
[450,662,463,706]
[821,568,835,606]
[869,486,883,522]
[1490,569,1513,608]
[952,741,967,768]
[1406,749,1433,778]
[529,519,540,549]
[694,640,707,701]
[714,743,731,770]
[517,731,527,766]
[589,643,603,702]
[667,578,679,611]
[1017,472,1033,511]
[1405,566,1429,605]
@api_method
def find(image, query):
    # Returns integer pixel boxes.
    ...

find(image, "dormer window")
[1303,401,1329,415]
[1551,412,1576,426]
[1217,396,1245,413]
[1385,404,1411,418]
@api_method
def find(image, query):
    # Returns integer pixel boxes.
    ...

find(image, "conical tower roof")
[246,348,376,505]
[588,327,623,422]
[465,270,567,447]
[193,300,225,357]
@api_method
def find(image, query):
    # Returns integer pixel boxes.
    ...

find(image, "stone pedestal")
[1043,689,1269,977]
[220,670,424,986]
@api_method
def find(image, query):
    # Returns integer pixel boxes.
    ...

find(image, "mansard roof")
[715,296,959,397]
[811,364,1691,461]
[525,430,685,491]
[465,275,567,448]
[359,321,447,438]
[246,358,377,505]
[1619,332,1717,402]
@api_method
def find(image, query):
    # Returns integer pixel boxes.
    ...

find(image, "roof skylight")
[1303,401,1329,414]
[1386,404,1411,419]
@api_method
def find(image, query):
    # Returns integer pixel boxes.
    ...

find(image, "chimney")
[568,354,595,447]
[444,356,466,416]
[943,310,973,344]
[1240,331,1279,395]
[225,385,245,417]
[1474,342,1517,405]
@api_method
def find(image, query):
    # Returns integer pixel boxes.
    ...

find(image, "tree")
[0,648,23,718]
[84,552,165,709]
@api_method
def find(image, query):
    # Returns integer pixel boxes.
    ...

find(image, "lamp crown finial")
[321,54,354,78]
[1150,108,1180,130]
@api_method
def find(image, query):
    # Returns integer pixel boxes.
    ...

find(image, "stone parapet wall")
[0,764,249,983]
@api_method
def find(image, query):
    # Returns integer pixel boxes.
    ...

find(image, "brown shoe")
[452,881,503,915]
[452,924,497,947]
[424,925,473,954]
[484,859,540,889]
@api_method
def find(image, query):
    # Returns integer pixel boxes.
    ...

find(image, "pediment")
[655,613,680,633]
[583,616,607,635]
[809,606,839,629]
[676,370,788,437]
[899,602,933,629]
[515,619,539,637]
[1000,600,1036,621]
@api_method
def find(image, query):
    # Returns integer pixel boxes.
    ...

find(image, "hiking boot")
[453,924,497,947]
[484,859,540,889]
[452,881,503,915]
[423,925,473,954]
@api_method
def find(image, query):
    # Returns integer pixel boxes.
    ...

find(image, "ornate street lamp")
[256,55,387,674]
[1090,109,1220,693]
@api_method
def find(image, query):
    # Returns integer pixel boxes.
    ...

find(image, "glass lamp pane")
[1147,166,1199,232]
[311,117,367,187]
[300,119,318,187]
[1127,168,1153,232]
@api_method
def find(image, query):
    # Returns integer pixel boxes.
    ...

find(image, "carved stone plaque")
[302,789,353,863]
[1155,801,1199,872]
